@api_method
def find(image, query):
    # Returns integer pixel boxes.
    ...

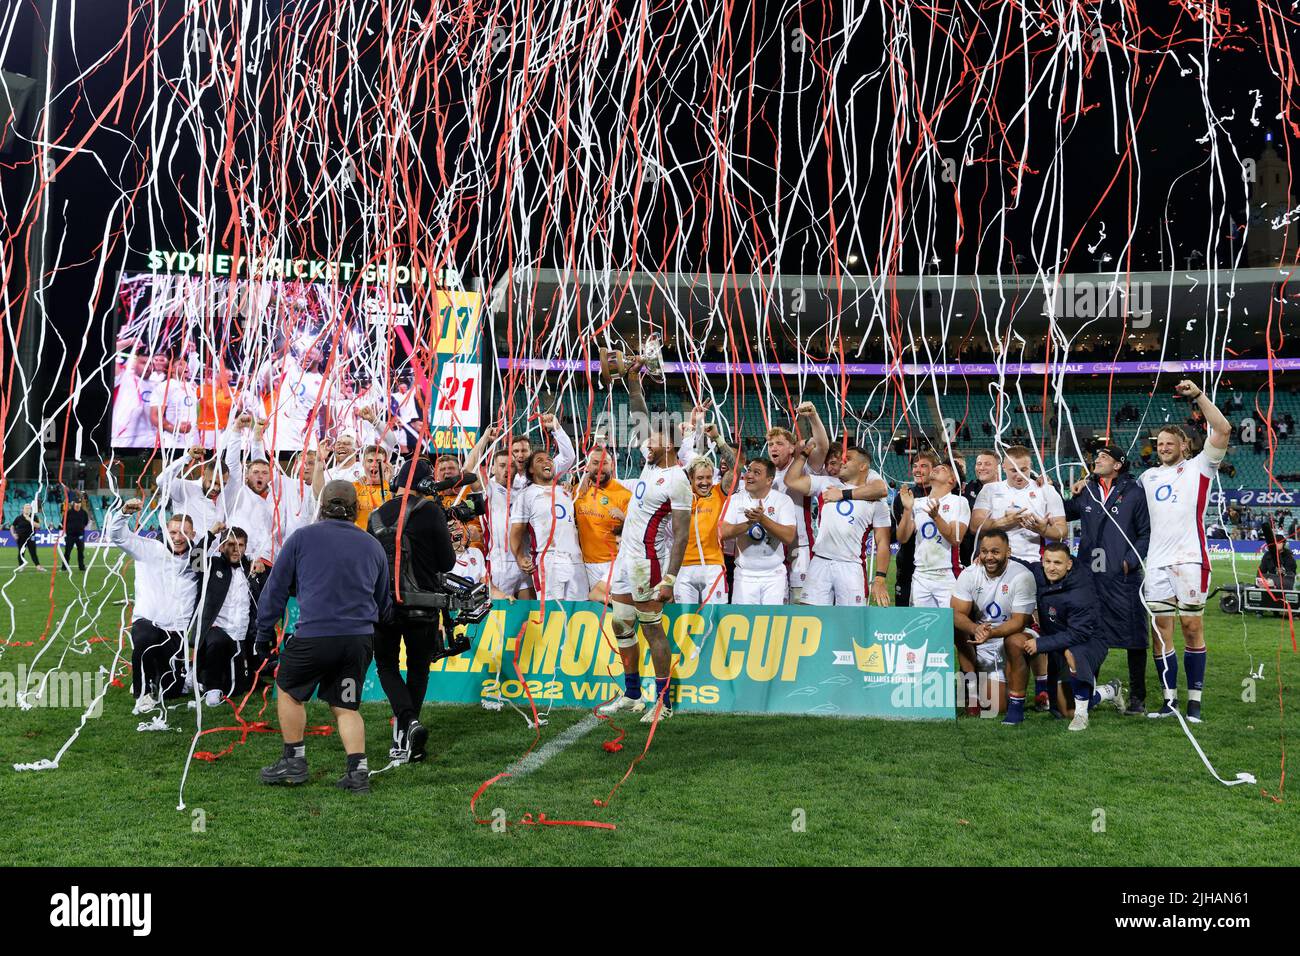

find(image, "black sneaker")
[407,720,429,763]
[1148,700,1179,719]
[1186,700,1203,724]
[1123,696,1146,717]
[335,769,371,793]
[260,755,309,785]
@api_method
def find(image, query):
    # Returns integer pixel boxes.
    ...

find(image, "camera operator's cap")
[1096,443,1128,469]
[394,457,435,492]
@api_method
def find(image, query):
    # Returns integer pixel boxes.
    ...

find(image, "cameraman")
[369,458,457,763]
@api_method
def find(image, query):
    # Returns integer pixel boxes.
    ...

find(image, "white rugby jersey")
[804,474,890,563]
[484,477,513,555]
[1140,449,1221,568]
[619,461,692,560]
[148,377,198,449]
[455,546,487,585]
[953,559,1036,625]
[772,462,813,550]
[972,479,1064,562]
[722,487,800,572]
[912,492,970,577]
[510,483,582,561]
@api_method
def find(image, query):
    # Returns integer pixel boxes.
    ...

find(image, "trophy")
[599,332,666,385]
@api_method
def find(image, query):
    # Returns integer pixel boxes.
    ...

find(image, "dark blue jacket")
[1064,471,1149,578]
[1031,561,1100,653]
[255,519,391,643]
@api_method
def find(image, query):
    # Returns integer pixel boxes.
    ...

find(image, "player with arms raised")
[597,360,693,721]
[1139,381,1232,722]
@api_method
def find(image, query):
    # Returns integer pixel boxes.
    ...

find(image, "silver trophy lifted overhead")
[599,331,667,385]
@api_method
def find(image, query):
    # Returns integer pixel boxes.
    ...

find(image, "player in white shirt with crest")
[597,361,693,722]
[970,445,1067,563]
[951,528,1037,718]
[720,458,800,603]
[970,445,1066,710]
[765,403,830,602]
[897,463,970,608]
[510,449,586,600]
[1139,381,1232,722]
[449,518,487,586]
[782,445,891,606]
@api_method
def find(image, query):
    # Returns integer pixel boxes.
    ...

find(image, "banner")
[1208,489,1300,506]
[359,601,958,720]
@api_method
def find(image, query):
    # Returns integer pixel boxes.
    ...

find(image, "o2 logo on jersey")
[835,500,855,516]
[920,521,939,540]
[634,481,646,500]
[553,503,568,520]
[1155,484,1177,503]
[984,600,1003,620]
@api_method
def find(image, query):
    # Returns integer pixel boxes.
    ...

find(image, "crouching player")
[951,529,1036,717]
[1007,543,1123,731]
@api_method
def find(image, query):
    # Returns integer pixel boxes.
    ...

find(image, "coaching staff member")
[255,480,391,794]
[368,458,457,763]
[1064,444,1149,715]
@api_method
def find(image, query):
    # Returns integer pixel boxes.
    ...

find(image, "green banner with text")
[359,602,957,720]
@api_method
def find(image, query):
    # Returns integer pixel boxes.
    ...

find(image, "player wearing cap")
[1065,443,1150,716]
[596,362,693,721]
[781,445,891,606]
[896,462,969,608]
[1138,381,1232,722]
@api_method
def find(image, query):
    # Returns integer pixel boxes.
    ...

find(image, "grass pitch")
[1,552,1296,867]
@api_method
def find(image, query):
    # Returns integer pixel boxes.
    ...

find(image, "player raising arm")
[1139,380,1232,722]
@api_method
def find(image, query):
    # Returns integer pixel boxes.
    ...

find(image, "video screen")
[109,271,469,454]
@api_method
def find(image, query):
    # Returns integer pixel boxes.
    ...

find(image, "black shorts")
[275,634,373,710]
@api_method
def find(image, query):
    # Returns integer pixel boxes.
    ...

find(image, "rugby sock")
[623,672,642,700]
[346,753,368,773]
[283,741,304,760]
[1184,647,1206,703]
[1071,679,1092,713]
[1155,651,1179,703]
[1034,675,1048,699]
[654,677,671,708]
[1004,694,1026,723]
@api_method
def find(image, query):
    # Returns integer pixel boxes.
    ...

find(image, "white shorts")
[532,553,587,602]
[584,562,612,592]
[787,545,810,593]
[801,556,866,607]
[1143,562,1209,617]
[674,564,728,605]
[611,549,670,604]
[489,552,530,596]
[911,572,957,609]
[973,637,1005,681]
[732,567,789,605]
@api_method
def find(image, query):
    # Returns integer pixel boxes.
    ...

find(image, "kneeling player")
[951,529,1037,717]
[896,463,968,607]
[1010,543,1122,730]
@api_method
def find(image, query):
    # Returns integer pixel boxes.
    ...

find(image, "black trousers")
[373,619,443,728]
[15,534,40,567]
[196,626,249,697]
[61,535,85,570]
[130,619,185,699]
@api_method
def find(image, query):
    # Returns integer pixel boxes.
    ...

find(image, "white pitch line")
[503,715,600,780]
